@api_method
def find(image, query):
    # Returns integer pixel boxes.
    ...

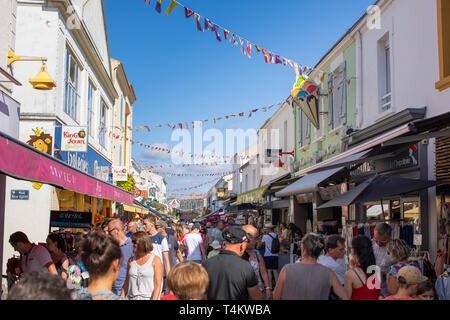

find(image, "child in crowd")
[384,265,428,300]
[414,280,437,300]
[161,261,209,300]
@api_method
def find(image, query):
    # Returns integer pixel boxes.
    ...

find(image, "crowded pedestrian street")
[0,0,450,314]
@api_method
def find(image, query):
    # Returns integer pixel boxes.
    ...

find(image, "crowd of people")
[4,217,441,301]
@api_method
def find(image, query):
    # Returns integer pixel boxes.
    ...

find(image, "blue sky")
[104,0,375,197]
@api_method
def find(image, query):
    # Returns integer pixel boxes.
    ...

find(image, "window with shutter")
[328,61,347,130]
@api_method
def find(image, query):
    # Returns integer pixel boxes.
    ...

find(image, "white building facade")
[2,0,119,274]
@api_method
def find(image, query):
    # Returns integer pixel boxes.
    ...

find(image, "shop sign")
[135,190,148,198]
[50,211,92,229]
[113,166,128,182]
[54,121,112,183]
[350,144,419,178]
[10,190,29,200]
[61,126,88,152]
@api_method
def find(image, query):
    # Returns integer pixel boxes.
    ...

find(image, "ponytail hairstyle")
[79,231,122,279]
[301,233,325,259]
[47,233,67,253]
[351,235,376,276]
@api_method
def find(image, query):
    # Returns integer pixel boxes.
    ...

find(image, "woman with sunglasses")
[121,231,163,300]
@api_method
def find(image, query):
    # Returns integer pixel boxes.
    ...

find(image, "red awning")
[0,132,134,204]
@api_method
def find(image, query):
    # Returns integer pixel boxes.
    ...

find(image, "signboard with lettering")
[61,126,88,152]
[11,190,29,200]
[54,121,112,183]
[350,144,419,178]
[113,166,128,182]
[50,211,92,229]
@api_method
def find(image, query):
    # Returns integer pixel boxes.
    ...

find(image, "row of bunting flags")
[153,171,233,177]
[109,131,252,162]
[144,0,328,78]
[168,178,220,192]
[105,74,356,134]
[109,103,280,133]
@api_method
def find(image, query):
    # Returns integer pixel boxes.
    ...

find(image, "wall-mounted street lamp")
[273,150,295,168]
[7,50,56,90]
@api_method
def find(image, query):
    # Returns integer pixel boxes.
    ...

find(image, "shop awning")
[294,124,411,177]
[123,203,149,214]
[0,131,134,204]
[235,185,269,205]
[275,150,372,198]
[317,174,437,208]
[133,199,163,218]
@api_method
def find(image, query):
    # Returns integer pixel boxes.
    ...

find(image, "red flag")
[144,126,151,132]
[223,29,230,40]
[262,49,270,63]
[246,42,252,58]
[239,112,244,117]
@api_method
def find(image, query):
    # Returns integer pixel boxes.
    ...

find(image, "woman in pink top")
[384,265,427,300]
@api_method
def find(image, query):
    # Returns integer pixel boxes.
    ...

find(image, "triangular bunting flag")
[239,37,246,55]
[144,126,151,132]
[155,0,163,13]
[230,34,238,46]
[165,0,179,15]
[213,24,222,42]
[185,7,194,18]
[223,29,230,40]
[262,49,270,63]
[204,18,213,31]
[246,42,252,58]
[255,45,261,52]
[194,13,203,31]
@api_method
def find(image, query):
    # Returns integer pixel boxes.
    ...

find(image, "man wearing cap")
[202,227,265,300]
[383,265,427,300]
[183,223,206,264]
[261,223,279,288]
[207,240,222,259]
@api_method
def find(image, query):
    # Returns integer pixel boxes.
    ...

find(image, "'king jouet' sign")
[61,126,88,152]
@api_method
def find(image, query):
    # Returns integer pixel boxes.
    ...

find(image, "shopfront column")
[313,192,319,232]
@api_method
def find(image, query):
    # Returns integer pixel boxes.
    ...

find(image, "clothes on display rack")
[436,270,450,300]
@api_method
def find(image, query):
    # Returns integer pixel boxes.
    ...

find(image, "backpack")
[268,234,280,254]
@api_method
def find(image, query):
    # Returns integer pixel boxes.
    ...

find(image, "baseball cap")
[193,223,201,230]
[211,240,221,249]
[223,227,250,244]
[397,265,428,285]
[155,220,167,228]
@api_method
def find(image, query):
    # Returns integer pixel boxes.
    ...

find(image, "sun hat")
[211,240,221,249]
[397,265,428,285]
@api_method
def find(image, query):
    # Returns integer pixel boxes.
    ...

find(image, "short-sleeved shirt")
[213,229,224,243]
[202,250,258,300]
[167,233,180,268]
[317,255,346,285]
[262,233,279,257]
[183,232,203,261]
[150,233,169,270]
[112,237,134,293]
[21,244,53,274]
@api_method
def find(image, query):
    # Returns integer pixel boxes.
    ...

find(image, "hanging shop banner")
[61,126,88,152]
[112,166,128,182]
[50,211,92,229]
[54,121,112,183]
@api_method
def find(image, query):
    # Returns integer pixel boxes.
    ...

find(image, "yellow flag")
[165,0,179,15]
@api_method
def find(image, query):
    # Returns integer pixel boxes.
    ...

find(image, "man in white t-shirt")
[261,223,279,288]
[9,231,58,275]
[183,224,206,264]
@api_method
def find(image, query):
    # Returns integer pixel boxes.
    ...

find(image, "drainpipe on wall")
[355,30,364,129]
